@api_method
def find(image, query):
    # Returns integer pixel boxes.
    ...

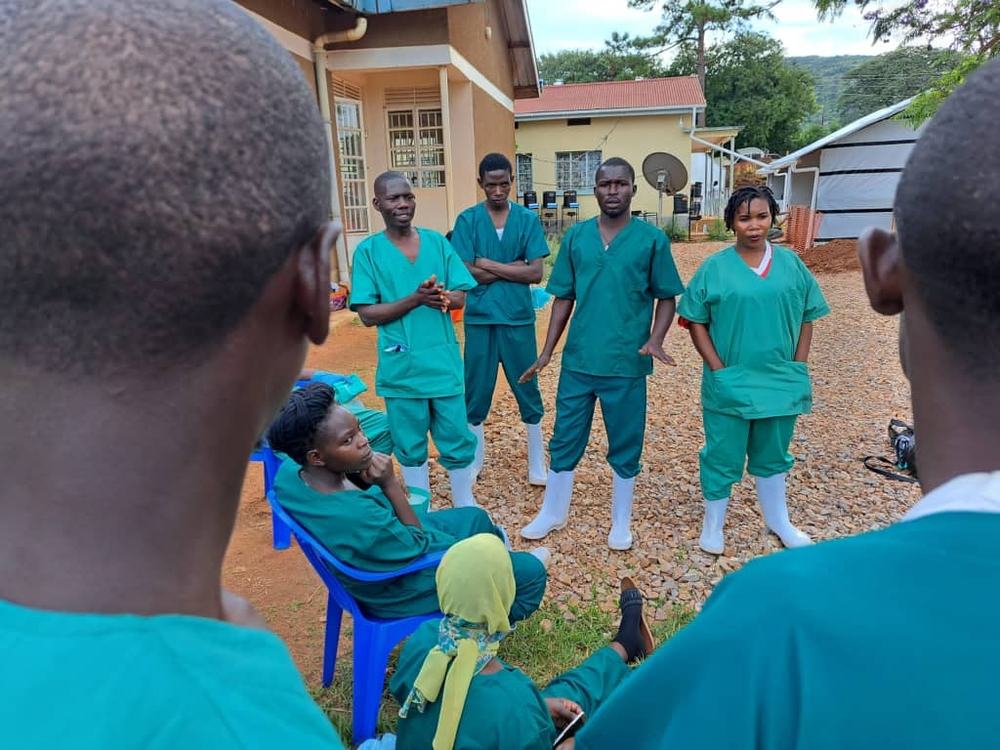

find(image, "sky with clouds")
[525,0,900,59]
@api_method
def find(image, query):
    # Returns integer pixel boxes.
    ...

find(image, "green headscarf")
[398,533,515,750]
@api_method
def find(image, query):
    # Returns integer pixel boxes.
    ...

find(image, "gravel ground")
[456,240,919,620]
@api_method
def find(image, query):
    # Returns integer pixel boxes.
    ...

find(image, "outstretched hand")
[639,339,676,366]
[518,352,551,384]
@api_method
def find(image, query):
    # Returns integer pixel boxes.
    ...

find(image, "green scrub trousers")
[700,410,797,500]
[464,323,544,425]
[384,394,476,470]
[549,368,647,479]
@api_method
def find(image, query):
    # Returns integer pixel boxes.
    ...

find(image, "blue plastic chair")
[266,490,444,745]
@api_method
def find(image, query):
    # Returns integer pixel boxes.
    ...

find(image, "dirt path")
[223,241,918,679]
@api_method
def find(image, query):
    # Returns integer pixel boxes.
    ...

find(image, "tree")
[669,32,818,154]
[811,0,999,121]
[621,0,774,100]
[791,121,840,152]
[536,47,667,85]
[836,47,962,122]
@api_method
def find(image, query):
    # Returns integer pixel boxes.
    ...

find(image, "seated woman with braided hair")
[390,533,654,750]
[267,383,549,621]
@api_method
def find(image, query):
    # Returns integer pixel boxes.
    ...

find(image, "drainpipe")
[790,164,820,213]
[313,16,368,283]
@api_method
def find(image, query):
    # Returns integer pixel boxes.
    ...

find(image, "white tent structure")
[760,98,924,242]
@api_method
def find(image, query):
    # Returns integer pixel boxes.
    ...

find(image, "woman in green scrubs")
[677,186,829,555]
[267,383,548,621]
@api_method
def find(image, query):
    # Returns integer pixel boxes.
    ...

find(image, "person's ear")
[476,175,484,189]
[296,220,340,346]
[305,448,324,467]
[858,227,904,316]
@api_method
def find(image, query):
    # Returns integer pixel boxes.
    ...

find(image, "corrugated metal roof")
[514,76,706,117]
[761,97,914,173]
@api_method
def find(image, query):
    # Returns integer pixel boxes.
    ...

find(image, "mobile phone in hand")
[553,710,585,748]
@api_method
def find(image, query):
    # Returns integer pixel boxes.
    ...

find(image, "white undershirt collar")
[902,471,1000,522]
[752,242,773,276]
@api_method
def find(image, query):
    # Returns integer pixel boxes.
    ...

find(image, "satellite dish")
[641,152,688,226]
[642,152,688,194]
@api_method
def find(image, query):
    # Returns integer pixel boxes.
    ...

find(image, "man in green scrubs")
[351,172,479,506]
[520,158,684,550]
[451,153,550,485]
[573,59,1000,749]
[0,2,343,745]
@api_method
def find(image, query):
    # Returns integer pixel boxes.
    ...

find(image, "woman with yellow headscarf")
[390,534,653,749]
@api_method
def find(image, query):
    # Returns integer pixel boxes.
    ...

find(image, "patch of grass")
[706,218,732,242]
[664,217,689,242]
[311,600,697,746]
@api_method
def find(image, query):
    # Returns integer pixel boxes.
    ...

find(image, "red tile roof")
[514,76,705,116]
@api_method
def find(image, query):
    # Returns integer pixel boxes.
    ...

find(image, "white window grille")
[555,150,603,194]
[385,87,445,188]
[334,98,369,233]
[516,153,533,194]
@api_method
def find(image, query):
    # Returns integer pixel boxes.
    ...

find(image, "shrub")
[664,217,688,242]
[707,218,732,241]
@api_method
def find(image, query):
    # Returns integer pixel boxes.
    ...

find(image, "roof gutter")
[312,16,369,282]
[516,104,704,121]
[688,131,768,168]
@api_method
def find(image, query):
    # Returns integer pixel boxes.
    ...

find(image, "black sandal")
[619,577,655,662]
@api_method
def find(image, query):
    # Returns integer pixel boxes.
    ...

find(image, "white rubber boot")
[756,473,812,548]
[699,498,729,555]
[400,461,430,493]
[525,422,547,486]
[608,472,636,550]
[448,465,478,508]
[520,470,574,540]
[529,546,552,571]
[469,423,485,481]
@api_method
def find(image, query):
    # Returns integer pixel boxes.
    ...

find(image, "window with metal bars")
[516,153,533,195]
[555,150,602,194]
[335,99,369,233]
[386,108,446,188]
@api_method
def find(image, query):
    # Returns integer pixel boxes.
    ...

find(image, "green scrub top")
[547,218,684,378]
[677,245,829,419]
[274,460,477,615]
[390,619,556,750]
[576,512,1000,750]
[451,201,550,326]
[0,598,342,747]
[350,229,476,399]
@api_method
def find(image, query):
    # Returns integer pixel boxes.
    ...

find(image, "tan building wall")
[515,113,695,221]
[348,8,449,49]
[447,0,515,98]
[473,87,516,174]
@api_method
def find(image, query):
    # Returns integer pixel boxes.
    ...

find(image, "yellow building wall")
[515,113,695,222]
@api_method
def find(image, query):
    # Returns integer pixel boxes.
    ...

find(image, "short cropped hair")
[373,171,412,198]
[595,157,636,184]
[0,0,330,376]
[478,153,513,180]
[895,58,1000,376]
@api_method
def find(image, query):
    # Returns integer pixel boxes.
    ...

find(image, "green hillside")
[787,55,871,127]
